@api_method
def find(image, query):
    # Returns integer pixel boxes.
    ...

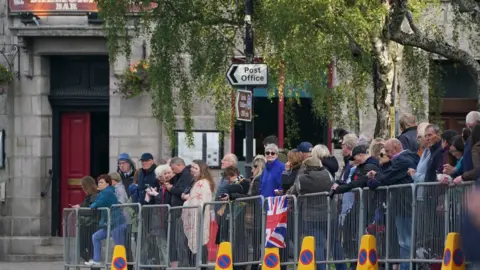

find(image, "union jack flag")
[265,196,288,248]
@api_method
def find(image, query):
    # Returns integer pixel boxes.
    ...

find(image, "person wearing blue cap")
[117,153,136,198]
[297,142,313,159]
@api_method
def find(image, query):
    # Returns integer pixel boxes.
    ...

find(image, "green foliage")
[96,0,448,145]
[402,46,428,118]
[116,59,150,98]
[0,64,13,84]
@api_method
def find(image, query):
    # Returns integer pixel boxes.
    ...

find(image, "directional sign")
[227,64,268,87]
[235,90,253,122]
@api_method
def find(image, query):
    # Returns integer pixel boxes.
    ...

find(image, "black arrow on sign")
[229,65,238,83]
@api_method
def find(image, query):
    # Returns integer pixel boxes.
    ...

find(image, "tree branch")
[391,31,480,82]
[405,10,420,34]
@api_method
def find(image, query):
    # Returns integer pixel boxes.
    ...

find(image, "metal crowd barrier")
[63,182,475,270]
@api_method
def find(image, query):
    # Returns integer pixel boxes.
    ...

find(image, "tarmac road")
[0,261,64,270]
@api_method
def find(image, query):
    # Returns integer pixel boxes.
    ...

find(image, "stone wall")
[109,38,231,172]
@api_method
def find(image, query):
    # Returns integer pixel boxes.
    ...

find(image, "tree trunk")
[372,37,396,139]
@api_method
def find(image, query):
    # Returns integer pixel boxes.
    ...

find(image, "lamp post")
[244,0,254,178]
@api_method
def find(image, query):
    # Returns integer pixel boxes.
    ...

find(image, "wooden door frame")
[48,95,108,236]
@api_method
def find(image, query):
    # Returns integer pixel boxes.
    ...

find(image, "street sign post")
[227,63,268,87]
[235,90,253,122]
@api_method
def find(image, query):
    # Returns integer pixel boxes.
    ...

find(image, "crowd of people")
[68,110,480,270]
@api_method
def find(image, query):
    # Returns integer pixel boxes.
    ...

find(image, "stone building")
[0,0,231,260]
[0,0,477,261]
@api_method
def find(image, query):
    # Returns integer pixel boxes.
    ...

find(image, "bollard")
[442,233,465,270]
[356,235,378,270]
[111,245,127,270]
[298,236,316,270]
[263,247,281,270]
[215,242,233,270]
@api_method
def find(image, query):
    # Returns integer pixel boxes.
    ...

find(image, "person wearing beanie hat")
[117,153,136,198]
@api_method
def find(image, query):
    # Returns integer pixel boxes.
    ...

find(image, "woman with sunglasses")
[260,143,285,198]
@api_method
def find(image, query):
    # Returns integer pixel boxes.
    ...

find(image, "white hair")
[311,144,331,159]
[466,111,480,125]
[154,164,172,179]
[342,134,358,149]
[265,143,279,153]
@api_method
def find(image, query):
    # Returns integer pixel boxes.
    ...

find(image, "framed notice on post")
[172,130,224,169]
[0,129,5,169]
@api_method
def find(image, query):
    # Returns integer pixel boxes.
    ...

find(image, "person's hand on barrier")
[443,164,455,175]
[72,204,80,208]
[407,168,416,177]
[367,170,377,178]
[453,176,463,185]
[437,174,451,185]
[331,183,339,190]
[220,193,229,201]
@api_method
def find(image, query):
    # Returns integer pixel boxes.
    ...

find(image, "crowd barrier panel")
[231,196,265,267]
[138,204,170,269]
[62,181,476,270]
[62,207,111,268]
[200,200,233,268]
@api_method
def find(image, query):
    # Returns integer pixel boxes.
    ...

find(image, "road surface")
[0,261,64,270]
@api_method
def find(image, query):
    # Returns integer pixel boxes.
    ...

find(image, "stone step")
[34,244,63,255]
[47,236,63,246]
[4,254,64,262]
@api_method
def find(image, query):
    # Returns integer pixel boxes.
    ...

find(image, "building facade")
[0,0,231,260]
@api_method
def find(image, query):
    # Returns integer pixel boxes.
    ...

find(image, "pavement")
[0,261,64,270]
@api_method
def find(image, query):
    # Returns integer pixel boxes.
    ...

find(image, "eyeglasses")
[265,151,276,156]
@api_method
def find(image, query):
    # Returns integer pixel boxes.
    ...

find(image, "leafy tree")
[96,0,480,144]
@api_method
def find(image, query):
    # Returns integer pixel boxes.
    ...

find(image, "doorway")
[49,55,110,236]
[233,97,329,160]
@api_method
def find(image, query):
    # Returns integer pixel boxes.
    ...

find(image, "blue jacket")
[91,186,125,229]
[260,159,285,198]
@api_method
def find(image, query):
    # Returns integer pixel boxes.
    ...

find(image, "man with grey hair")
[397,113,419,153]
[453,111,480,184]
[422,124,443,183]
[339,133,358,184]
[260,143,285,197]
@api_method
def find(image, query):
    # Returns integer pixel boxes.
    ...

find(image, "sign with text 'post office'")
[227,64,268,87]
[235,90,253,122]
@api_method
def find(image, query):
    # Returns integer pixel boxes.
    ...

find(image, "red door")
[60,112,91,231]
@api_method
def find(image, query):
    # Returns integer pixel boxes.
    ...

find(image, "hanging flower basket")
[0,64,13,85]
[115,60,150,99]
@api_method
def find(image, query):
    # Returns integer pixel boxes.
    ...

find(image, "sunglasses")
[253,165,258,168]
[379,153,386,158]
[265,151,276,156]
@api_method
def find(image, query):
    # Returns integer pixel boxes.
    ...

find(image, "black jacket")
[425,141,444,183]
[375,150,419,186]
[281,166,300,191]
[335,157,380,194]
[227,178,251,200]
[136,164,157,205]
[397,127,419,153]
[321,156,339,177]
[170,167,193,207]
